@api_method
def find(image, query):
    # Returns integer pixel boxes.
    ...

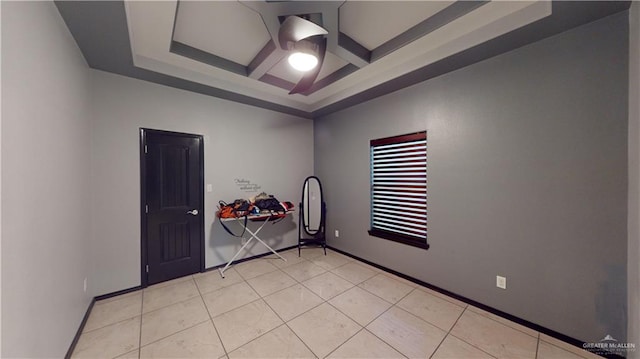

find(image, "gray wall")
[315,12,629,342]
[0,3,313,353]
[90,71,313,295]
[1,2,93,357]
[0,1,634,355]
[628,3,640,358]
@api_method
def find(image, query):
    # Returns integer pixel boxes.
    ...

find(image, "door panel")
[143,130,203,285]
[160,145,189,208]
[159,222,190,261]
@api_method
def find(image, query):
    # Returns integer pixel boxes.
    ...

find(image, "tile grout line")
[322,327,369,359]
[344,254,545,356]
[138,278,209,350]
[354,308,404,357]
[208,283,273,318]
[97,248,583,359]
[443,294,467,335]
[139,252,399,357]
[194,273,230,358]
[340,285,420,358]
[230,266,318,358]
[323,285,393,326]
[280,260,329,282]
[444,308,509,359]
[93,289,141,306]
[538,338,595,359]
[261,275,325,323]
[299,271,357,301]
[141,295,201,316]
[81,293,146,335]
[243,265,299,297]
[247,273,309,350]
[81,313,142,336]
[259,249,361,358]
[276,322,318,357]
[330,264,379,285]
[370,286,450,357]
[337,251,548,343]
[427,305,468,359]
[354,275,411,307]
[413,285,468,308]
[312,283,377,354]
[133,251,453,357]
[285,253,357,358]
[214,254,322,355]
[446,333,500,358]
[143,275,194,294]
[466,306,539,339]
[137,288,143,359]
[537,334,596,359]
[320,299,396,358]
[235,263,281,282]
[139,316,211,350]
[86,278,202,336]
[140,277,200,314]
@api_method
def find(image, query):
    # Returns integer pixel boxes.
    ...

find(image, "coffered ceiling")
[55,1,631,118]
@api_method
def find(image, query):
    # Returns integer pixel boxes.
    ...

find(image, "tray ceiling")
[54,1,631,118]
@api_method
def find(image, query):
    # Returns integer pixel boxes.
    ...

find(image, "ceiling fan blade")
[278,16,328,50]
[289,37,326,95]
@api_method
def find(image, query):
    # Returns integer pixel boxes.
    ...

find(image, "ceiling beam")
[336,33,370,66]
[170,40,248,76]
[246,40,286,80]
[322,5,369,68]
[370,0,490,62]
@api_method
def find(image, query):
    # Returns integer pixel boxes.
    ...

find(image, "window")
[369,131,429,249]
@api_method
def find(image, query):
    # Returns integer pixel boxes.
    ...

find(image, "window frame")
[368,131,429,250]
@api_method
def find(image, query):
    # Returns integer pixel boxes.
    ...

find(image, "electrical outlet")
[496,275,506,289]
[83,278,87,293]
[335,230,340,238]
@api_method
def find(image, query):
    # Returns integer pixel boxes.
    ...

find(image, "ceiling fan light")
[288,52,318,72]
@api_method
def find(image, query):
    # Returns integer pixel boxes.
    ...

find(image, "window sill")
[368,229,430,250]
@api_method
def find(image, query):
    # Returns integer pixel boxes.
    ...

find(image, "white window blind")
[370,132,427,244]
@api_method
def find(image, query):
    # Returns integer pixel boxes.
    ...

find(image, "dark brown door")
[142,129,203,286]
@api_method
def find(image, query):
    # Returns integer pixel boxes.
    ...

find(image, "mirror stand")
[298,176,327,256]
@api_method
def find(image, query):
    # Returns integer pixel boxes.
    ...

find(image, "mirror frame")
[301,176,324,236]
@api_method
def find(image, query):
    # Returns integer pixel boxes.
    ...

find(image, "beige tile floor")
[72,248,601,359]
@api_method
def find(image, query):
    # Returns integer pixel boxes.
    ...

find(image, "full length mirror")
[298,176,326,256]
[302,176,323,235]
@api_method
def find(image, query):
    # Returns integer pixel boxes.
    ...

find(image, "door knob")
[187,209,199,215]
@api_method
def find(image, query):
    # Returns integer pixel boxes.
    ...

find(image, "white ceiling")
[124,1,553,114]
[173,1,270,66]
[339,1,455,50]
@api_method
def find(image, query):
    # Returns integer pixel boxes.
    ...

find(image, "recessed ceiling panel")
[113,0,558,113]
[339,1,455,50]
[173,1,270,66]
[267,51,349,85]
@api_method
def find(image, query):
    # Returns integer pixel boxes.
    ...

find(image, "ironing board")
[218,211,292,278]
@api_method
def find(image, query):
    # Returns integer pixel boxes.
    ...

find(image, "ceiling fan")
[277,15,328,95]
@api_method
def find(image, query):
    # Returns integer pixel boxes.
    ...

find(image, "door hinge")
[144,145,148,154]
[146,265,149,273]
[145,204,149,213]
